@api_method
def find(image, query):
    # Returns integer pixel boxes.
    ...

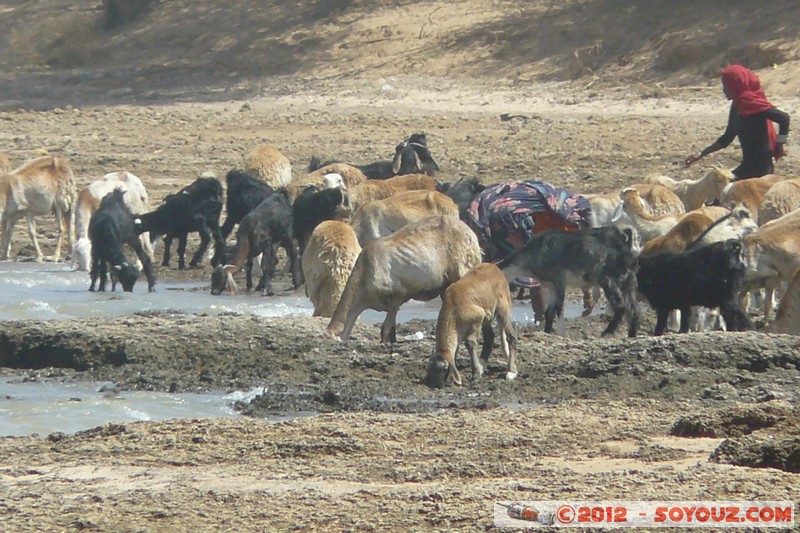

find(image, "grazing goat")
[767,268,800,335]
[436,177,486,221]
[134,177,225,269]
[302,220,361,317]
[210,191,302,296]
[286,163,368,203]
[88,189,156,292]
[588,183,683,228]
[350,190,458,245]
[758,177,800,226]
[426,263,517,388]
[326,215,481,343]
[637,239,749,335]
[0,155,75,262]
[498,226,640,337]
[721,174,785,225]
[308,132,440,180]
[348,173,437,214]
[220,169,274,239]
[292,185,352,252]
[73,171,152,271]
[243,145,292,189]
[647,167,731,210]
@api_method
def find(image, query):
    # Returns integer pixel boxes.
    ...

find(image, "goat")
[721,174,786,225]
[641,212,714,258]
[646,167,731,210]
[436,177,486,221]
[767,268,800,335]
[350,189,458,245]
[286,163,367,203]
[326,215,481,343]
[758,177,800,226]
[292,185,352,252]
[134,177,225,269]
[308,132,440,180]
[637,239,750,335]
[73,171,152,271]
[0,155,75,262]
[740,209,800,320]
[88,189,156,292]
[497,226,640,337]
[210,191,302,296]
[426,263,517,388]
[348,173,437,214]
[302,220,361,317]
[220,169,274,239]
[242,145,292,189]
[588,183,684,228]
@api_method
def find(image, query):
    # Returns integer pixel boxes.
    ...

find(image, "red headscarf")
[720,64,782,159]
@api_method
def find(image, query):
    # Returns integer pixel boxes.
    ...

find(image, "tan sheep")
[348,173,437,214]
[0,155,75,262]
[646,167,731,210]
[243,145,292,189]
[640,212,714,258]
[326,215,481,343]
[350,189,458,245]
[767,268,800,335]
[758,177,800,226]
[721,174,786,225]
[587,183,683,227]
[302,220,361,318]
[426,263,517,388]
[286,163,368,203]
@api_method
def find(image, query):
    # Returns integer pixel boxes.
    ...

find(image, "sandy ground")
[1,2,800,529]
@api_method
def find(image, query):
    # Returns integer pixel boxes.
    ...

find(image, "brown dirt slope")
[2,1,800,96]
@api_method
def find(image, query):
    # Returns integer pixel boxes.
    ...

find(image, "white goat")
[647,167,731,211]
[0,155,75,262]
[72,171,152,271]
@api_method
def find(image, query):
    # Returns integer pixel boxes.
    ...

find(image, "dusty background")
[1,1,800,531]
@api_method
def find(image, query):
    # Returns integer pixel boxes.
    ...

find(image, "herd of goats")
[1,132,799,386]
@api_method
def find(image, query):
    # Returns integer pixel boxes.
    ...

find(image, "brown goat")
[0,155,75,262]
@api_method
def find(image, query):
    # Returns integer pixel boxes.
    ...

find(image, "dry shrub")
[723,44,788,70]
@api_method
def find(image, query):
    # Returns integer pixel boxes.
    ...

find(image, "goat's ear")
[412,144,440,171]
[611,202,624,222]
[391,142,407,174]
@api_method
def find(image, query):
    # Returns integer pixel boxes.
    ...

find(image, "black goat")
[637,239,750,336]
[292,186,352,252]
[88,188,156,292]
[436,177,486,221]
[497,226,640,337]
[307,132,439,180]
[221,169,274,239]
[134,177,225,269]
[211,191,302,295]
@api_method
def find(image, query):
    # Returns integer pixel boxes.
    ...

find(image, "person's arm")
[685,104,737,167]
[766,107,790,157]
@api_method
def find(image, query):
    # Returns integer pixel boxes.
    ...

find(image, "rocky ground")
[1,1,800,531]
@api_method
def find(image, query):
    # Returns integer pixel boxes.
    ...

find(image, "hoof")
[505,371,518,381]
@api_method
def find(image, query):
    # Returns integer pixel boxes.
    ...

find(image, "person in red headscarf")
[685,64,790,180]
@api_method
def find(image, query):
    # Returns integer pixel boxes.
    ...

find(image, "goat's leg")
[285,236,303,290]
[465,333,484,381]
[339,297,368,342]
[479,321,494,363]
[131,239,157,292]
[257,244,274,296]
[89,258,99,291]
[600,283,625,336]
[543,283,565,334]
[190,225,211,268]
[678,306,692,333]
[161,235,173,267]
[623,284,639,338]
[721,302,750,332]
[380,304,400,344]
[654,309,670,336]
[177,234,189,270]
[245,255,254,291]
[98,262,108,292]
[52,207,65,262]
[0,218,11,259]
[26,216,43,262]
